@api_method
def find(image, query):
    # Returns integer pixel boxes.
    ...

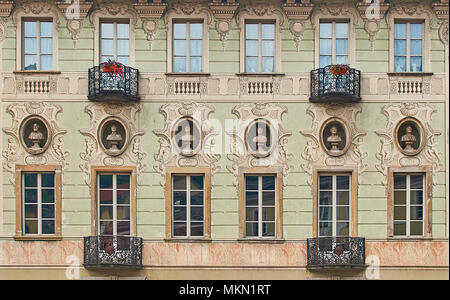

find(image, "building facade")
[0,0,448,280]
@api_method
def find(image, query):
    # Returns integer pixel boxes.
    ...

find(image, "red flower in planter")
[330,64,350,76]
[101,59,124,78]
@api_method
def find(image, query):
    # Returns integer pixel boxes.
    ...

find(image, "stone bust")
[327,126,342,152]
[106,125,122,152]
[401,126,417,152]
[28,123,45,150]
[180,126,194,155]
[253,127,268,155]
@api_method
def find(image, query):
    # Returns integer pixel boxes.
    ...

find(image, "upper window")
[173,22,203,73]
[22,20,53,70]
[245,22,275,73]
[394,22,423,72]
[100,21,130,66]
[319,22,349,68]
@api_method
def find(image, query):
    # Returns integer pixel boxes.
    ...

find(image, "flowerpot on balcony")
[330,64,349,76]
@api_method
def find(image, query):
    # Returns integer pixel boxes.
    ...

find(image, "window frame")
[172,20,204,73]
[318,21,350,68]
[393,20,425,73]
[99,19,131,66]
[244,21,276,73]
[165,167,211,240]
[14,165,62,241]
[238,167,283,240]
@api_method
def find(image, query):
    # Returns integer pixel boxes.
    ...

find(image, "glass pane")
[41,189,54,204]
[394,39,407,55]
[262,222,275,237]
[24,38,37,54]
[337,206,349,221]
[245,222,258,237]
[336,39,348,55]
[410,23,423,39]
[173,191,186,206]
[101,23,114,38]
[410,175,423,189]
[320,23,332,38]
[262,40,274,56]
[190,23,202,39]
[262,57,274,72]
[319,191,332,205]
[410,56,422,72]
[42,204,54,219]
[101,39,114,56]
[336,55,348,65]
[117,23,129,39]
[246,176,258,190]
[25,204,37,218]
[40,22,52,37]
[191,207,204,221]
[319,222,332,236]
[24,21,37,37]
[394,56,407,72]
[336,222,349,236]
[174,23,186,39]
[173,176,186,190]
[25,220,38,234]
[24,173,37,187]
[319,176,332,190]
[99,190,113,205]
[190,176,204,190]
[394,175,407,189]
[262,176,275,191]
[320,55,332,68]
[410,206,423,220]
[246,57,258,73]
[101,56,113,64]
[319,206,332,221]
[190,57,202,72]
[174,40,186,56]
[262,24,274,39]
[174,207,186,221]
[117,56,129,66]
[100,175,113,189]
[394,221,406,236]
[24,55,37,70]
[24,189,38,204]
[335,23,348,38]
[173,57,187,72]
[394,191,406,205]
[245,192,258,206]
[320,39,332,55]
[100,221,113,235]
[410,191,423,205]
[42,174,54,187]
[394,205,406,221]
[117,221,130,236]
[246,23,258,39]
[116,175,130,190]
[42,220,54,234]
[246,207,258,221]
[262,191,275,206]
[173,222,187,236]
[190,40,202,56]
[337,176,350,190]
[410,40,422,55]
[40,55,52,71]
[246,40,258,56]
[117,39,129,56]
[190,222,204,236]
[100,206,113,220]
[262,207,275,221]
[394,23,407,39]
[336,191,349,205]
[191,191,203,206]
[116,190,129,205]
[410,221,423,236]
[117,206,130,220]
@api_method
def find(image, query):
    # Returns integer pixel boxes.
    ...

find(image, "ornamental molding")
[79,103,146,187]
[300,104,368,185]
[432,0,449,45]
[310,0,359,32]
[210,0,239,51]
[0,0,13,41]
[2,102,69,185]
[281,0,313,52]
[356,0,390,51]
[153,102,221,186]
[226,102,293,186]
[12,0,62,27]
[386,0,434,31]
[164,0,213,25]
[89,1,138,30]
[236,0,285,31]
[55,0,93,45]
[375,103,442,186]
[133,0,167,50]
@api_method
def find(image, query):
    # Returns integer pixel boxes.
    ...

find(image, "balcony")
[306,237,366,269]
[83,236,143,269]
[88,63,139,102]
[310,65,361,103]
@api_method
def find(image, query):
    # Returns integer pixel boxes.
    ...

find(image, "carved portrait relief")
[395,117,425,156]
[20,116,52,155]
[245,118,276,158]
[320,118,350,157]
[98,118,128,157]
[171,117,202,157]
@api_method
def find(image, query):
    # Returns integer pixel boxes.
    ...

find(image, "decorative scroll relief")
[300,104,368,185]
[281,0,313,52]
[210,0,239,51]
[375,103,442,186]
[79,103,146,187]
[153,102,221,186]
[356,0,390,51]
[226,103,293,186]
[432,0,449,45]
[56,0,93,46]
[133,0,167,50]
[236,0,285,30]
[164,0,213,25]
[2,102,69,185]
[0,0,13,42]
[12,0,62,26]
[310,0,359,32]
[386,1,434,31]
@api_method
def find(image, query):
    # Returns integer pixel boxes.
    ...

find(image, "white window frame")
[172,21,204,73]
[393,21,425,73]
[97,173,131,236]
[393,173,425,237]
[99,20,131,65]
[21,19,54,71]
[244,21,276,73]
[318,21,349,67]
[22,172,55,235]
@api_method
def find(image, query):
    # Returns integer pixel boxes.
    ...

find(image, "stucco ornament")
[375,103,442,186]
[226,103,293,186]
[0,0,12,41]
[356,0,390,51]
[12,0,62,26]
[79,103,146,186]
[310,0,359,32]
[2,102,69,185]
[133,0,167,50]
[300,104,368,185]
[236,0,284,31]
[89,0,138,30]
[56,0,93,47]
[386,1,434,31]
[210,0,238,51]
[164,0,213,25]
[432,0,449,45]
[281,0,313,52]
[153,102,221,186]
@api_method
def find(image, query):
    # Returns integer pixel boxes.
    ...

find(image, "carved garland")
[2,102,69,185]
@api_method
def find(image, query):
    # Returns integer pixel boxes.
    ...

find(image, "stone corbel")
[356,0,390,51]
[133,0,167,50]
[432,0,449,45]
[56,0,92,47]
[0,0,13,42]
[209,0,239,51]
[281,0,313,52]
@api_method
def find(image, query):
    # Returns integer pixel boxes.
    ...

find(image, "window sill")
[14,235,63,241]
[387,236,433,241]
[237,238,285,244]
[387,72,433,77]
[13,70,62,75]
[164,238,212,243]
[236,72,285,77]
[165,72,211,77]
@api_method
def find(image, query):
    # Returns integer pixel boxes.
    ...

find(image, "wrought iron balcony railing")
[310,65,361,103]
[307,237,366,269]
[88,63,139,102]
[83,235,143,269]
